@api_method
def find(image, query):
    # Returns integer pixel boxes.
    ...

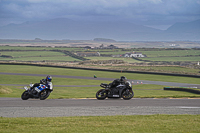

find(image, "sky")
[0,0,200,30]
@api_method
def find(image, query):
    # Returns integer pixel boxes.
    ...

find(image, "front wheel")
[96,89,107,100]
[121,89,134,100]
[21,91,30,100]
[39,90,50,100]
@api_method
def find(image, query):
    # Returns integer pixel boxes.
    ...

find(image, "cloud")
[0,0,200,27]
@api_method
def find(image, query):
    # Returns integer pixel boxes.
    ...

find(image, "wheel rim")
[40,90,47,97]
[22,91,29,100]
[97,90,106,98]
[122,90,133,98]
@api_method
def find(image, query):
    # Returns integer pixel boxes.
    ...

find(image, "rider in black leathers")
[109,76,127,89]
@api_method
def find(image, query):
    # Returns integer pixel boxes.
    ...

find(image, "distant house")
[170,44,176,47]
[124,51,146,58]
[76,52,100,57]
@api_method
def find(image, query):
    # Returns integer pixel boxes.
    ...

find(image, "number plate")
[35,87,41,92]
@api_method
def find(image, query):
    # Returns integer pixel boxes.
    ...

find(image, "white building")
[124,51,145,58]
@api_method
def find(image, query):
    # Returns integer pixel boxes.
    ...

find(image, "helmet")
[120,76,127,82]
[46,75,52,82]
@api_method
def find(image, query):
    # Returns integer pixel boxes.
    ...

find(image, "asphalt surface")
[0,72,200,117]
[0,98,200,117]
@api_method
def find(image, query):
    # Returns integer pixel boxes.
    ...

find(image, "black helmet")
[46,75,52,82]
[120,76,127,82]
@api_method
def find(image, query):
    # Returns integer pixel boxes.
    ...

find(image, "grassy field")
[0,51,65,57]
[84,65,200,75]
[0,115,200,133]
[86,57,142,63]
[0,64,200,84]
[1,46,200,63]
[141,49,200,57]
[0,50,82,62]
[0,64,200,99]
[145,56,200,62]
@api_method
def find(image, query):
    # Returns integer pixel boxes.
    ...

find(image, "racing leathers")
[30,78,53,93]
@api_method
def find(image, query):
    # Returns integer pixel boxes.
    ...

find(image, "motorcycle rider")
[109,76,127,89]
[30,75,53,93]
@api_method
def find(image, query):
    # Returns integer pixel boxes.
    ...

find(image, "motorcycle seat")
[100,83,109,88]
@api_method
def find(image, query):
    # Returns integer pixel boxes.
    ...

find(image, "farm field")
[0,46,200,73]
[1,46,200,61]
[86,57,142,63]
[140,49,200,57]
[145,56,200,62]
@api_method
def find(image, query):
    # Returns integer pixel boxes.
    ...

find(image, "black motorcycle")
[96,81,134,100]
[21,83,53,100]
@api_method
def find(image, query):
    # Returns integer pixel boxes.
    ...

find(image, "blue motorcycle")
[21,83,53,100]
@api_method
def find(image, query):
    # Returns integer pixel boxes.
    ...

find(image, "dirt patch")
[0,86,13,94]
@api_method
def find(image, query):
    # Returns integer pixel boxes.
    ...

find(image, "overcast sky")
[0,0,200,29]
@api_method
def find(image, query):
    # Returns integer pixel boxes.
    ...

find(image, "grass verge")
[0,85,12,94]
[1,84,200,99]
[0,115,200,133]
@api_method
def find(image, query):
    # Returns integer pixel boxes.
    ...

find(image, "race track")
[0,98,200,117]
[0,72,200,117]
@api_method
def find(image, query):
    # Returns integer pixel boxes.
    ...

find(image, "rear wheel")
[39,90,50,100]
[121,89,134,100]
[21,91,30,100]
[96,89,107,100]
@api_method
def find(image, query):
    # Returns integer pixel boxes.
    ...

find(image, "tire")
[96,89,107,100]
[121,89,134,100]
[21,91,30,100]
[39,90,50,100]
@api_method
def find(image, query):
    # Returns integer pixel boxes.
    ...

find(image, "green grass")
[0,46,84,51]
[0,64,199,84]
[146,56,200,62]
[1,84,200,99]
[0,64,200,99]
[49,84,200,99]
[128,66,198,73]
[0,51,65,57]
[1,46,200,63]
[0,86,22,98]
[0,56,81,62]
[88,65,200,75]
[0,51,81,62]
[86,57,142,63]
[0,85,13,94]
[141,50,200,57]
[0,115,200,133]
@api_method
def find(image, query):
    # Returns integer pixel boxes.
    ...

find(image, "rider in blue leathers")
[30,75,53,92]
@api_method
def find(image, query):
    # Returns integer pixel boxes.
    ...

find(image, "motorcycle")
[96,81,134,100]
[21,83,53,100]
